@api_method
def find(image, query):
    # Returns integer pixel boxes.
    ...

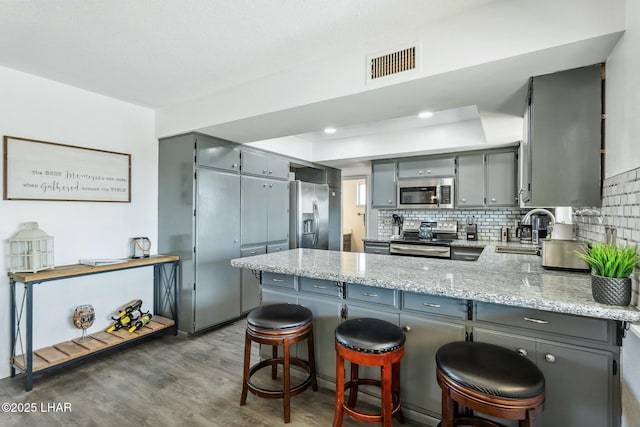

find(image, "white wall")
[156,0,625,139]
[606,2,640,425]
[605,0,640,178]
[0,67,158,380]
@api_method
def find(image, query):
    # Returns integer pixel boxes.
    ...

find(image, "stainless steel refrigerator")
[290,180,329,249]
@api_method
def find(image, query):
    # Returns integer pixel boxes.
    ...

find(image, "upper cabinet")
[397,157,455,179]
[371,160,397,208]
[521,64,603,207]
[457,154,485,207]
[241,150,290,180]
[457,150,517,208]
[486,151,517,207]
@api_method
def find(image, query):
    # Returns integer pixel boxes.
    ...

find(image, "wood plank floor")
[0,319,427,426]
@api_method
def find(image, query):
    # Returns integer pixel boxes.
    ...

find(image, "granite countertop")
[230,245,640,323]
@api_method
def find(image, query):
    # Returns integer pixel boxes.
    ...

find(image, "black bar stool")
[436,341,545,427]
[333,317,406,427]
[240,303,318,423]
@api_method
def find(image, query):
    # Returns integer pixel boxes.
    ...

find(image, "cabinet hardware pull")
[313,285,327,289]
[272,278,284,282]
[422,303,441,308]
[373,250,381,253]
[516,348,528,357]
[262,169,267,174]
[523,317,548,324]
[269,170,273,174]
[491,198,496,202]
[544,354,556,363]
[232,163,238,168]
[263,182,268,187]
[362,292,378,297]
[461,198,466,203]
[418,170,423,174]
[402,326,411,333]
[388,200,393,204]
[250,251,257,255]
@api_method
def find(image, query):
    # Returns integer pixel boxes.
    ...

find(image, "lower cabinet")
[474,327,617,427]
[297,295,342,380]
[399,313,466,417]
[255,274,621,427]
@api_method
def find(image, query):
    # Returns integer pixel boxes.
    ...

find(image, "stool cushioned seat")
[335,317,405,354]
[247,303,312,330]
[436,341,544,399]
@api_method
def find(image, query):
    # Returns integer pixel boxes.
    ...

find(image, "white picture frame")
[3,136,131,202]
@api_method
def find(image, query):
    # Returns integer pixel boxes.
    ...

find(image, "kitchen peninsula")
[231,246,640,427]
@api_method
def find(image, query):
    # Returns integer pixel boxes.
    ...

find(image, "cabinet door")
[298,295,342,380]
[423,157,455,177]
[529,65,602,206]
[536,340,613,427]
[457,154,484,207]
[486,152,516,207]
[241,150,268,176]
[241,175,268,245]
[397,159,427,179]
[195,169,241,330]
[267,180,289,243]
[364,241,390,255]
[371,161,397,208]
[400,314,466,416]
[267,156,290,180]
[197,138,240,172]
[240,245,266,313]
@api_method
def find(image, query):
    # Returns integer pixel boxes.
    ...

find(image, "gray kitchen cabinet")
[297,294,343,380]
[241,149,290,180]
[371,160,397,208]
[363,240,390,255]
[486,151,517,206]
[522,64,602,207]
[399,313,466,417]
[456,153,484,207]
[158,133,241,333]
[473,303,619,427]
[457,150,517,208]
[240,245,266,313]
[240,175,289,246]
[398,157,455,179]
[195,169,242,329]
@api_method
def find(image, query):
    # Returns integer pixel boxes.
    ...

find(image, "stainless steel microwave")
[397,178,454,209]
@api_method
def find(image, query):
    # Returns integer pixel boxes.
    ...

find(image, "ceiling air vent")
[370,46,416,80]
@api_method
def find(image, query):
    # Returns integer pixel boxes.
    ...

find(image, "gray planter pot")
[591,275,631,306]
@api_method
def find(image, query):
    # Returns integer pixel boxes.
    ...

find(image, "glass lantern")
[7,222,55,273]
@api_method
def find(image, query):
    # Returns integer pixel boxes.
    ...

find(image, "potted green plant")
[576,243,639,306]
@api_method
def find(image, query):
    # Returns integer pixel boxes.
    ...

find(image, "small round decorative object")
[73,304,95,341]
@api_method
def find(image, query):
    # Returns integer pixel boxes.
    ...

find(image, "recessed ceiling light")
[324,127,337,134]
[418,111,433,119]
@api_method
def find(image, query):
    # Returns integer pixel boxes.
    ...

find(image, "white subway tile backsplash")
[574,165,640,248]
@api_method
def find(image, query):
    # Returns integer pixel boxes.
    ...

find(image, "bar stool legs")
[240,304,317,424]
[333,318,406,427]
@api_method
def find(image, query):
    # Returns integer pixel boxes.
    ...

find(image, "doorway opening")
[342,176,367,252]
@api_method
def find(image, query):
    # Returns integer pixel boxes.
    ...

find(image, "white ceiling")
[0,0,496,109]
[0,0,624,166]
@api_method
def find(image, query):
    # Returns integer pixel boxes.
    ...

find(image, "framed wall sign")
[3,136,131,202]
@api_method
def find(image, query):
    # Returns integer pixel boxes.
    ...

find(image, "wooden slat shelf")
[13,316,175,372]
[7,255,180,284]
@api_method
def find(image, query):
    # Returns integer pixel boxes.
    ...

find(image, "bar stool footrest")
[246,357,315,398]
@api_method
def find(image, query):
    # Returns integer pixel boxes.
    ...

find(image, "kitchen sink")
[495,245,539,255]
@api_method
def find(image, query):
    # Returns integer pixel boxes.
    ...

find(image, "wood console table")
[8,255,180,391]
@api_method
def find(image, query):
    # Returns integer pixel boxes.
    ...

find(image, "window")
[356,182,366,206]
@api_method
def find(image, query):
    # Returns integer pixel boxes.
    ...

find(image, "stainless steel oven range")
[390,220,458,259]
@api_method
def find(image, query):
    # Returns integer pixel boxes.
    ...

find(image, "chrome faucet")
[521,208,556,227]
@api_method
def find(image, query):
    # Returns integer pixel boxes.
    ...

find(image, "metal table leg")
[25,282,33,391]
[9,279,16,378]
